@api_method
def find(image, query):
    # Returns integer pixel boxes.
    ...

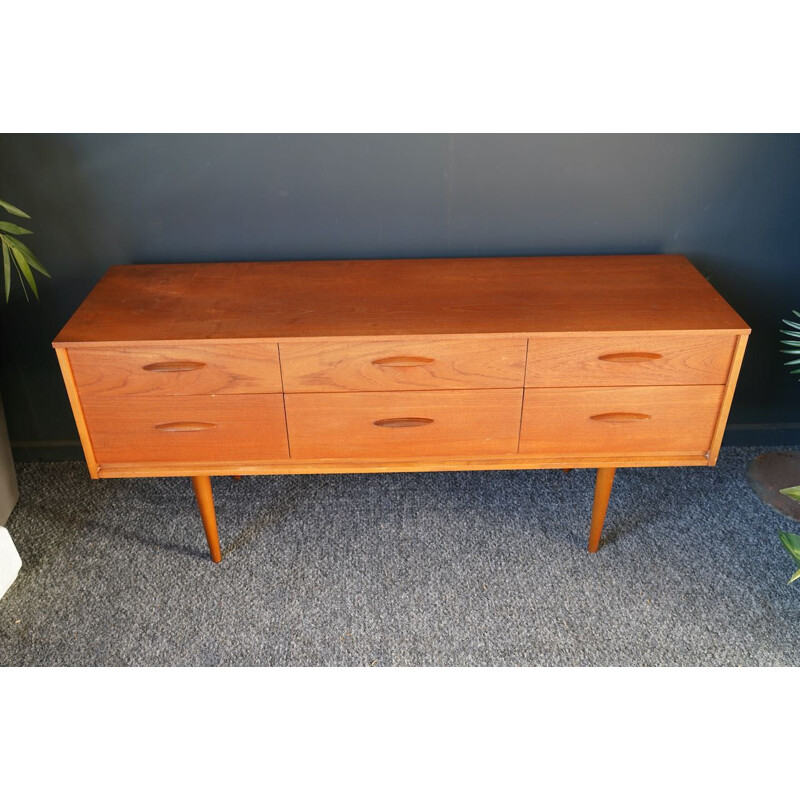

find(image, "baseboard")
[11,440,85,462]
[720,424,800,448]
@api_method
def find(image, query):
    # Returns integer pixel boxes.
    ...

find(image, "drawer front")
[70,343,283,397]
[525,334,736,387]
[82,394,289,463]
[280,338,527,392]
[285,389,523,459]
[519,385,725,457]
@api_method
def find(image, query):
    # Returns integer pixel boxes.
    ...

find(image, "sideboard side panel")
[707,333,750,465]
[54,348,100,479]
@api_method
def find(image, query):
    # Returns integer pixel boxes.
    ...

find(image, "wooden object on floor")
[191,476,221,563]
[746,452,800,521]
[53,255,749,561]
[589,468,616,553]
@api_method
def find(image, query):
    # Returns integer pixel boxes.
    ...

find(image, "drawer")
[525,334,736,387]
[69,343,282,397]
[519,385,725,457]
[82,394,289,463]
[284,389,523,459]
[280,338,527,392]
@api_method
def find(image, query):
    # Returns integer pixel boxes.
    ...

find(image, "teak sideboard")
[53,256,749,563]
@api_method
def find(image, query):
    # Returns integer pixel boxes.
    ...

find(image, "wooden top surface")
[53,255,750,347]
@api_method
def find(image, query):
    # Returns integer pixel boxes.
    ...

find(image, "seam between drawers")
[276,343,293,458]
[516,339,530,454]
[524,381,728,390]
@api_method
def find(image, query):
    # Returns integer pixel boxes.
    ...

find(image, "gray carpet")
[1,446,798,666]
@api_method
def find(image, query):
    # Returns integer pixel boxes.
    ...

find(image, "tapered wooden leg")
[191,475,222,563]
[233,475,242,481]
[588,467,616,553]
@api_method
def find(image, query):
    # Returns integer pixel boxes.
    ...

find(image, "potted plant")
[777,492,800,583]
[777,312,800,584]
[0,197,49,525]
[0,197,49,599]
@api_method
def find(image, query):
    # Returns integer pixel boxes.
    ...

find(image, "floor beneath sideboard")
[1,446,798,667]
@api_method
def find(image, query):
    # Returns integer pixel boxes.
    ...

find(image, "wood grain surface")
[81,394,290,463]
[95,453,713,478]
[525,333,736,387]
[284,389,523,459]
[55,348,100,478]
[52,256,750,347]
[280,338,527,392]
[69,343,282,396]
[519,385,725,457]
[707,333,750,464]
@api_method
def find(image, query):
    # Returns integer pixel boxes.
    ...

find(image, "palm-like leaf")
[780,312,800,372]
[0,199,30,218]
[0,221,32,236]
[2,241,10,302]
[780,485,800,502]
[0,199,47,301]
[778,530,800,584]
[778,530,800,566]
[778,313,800,584]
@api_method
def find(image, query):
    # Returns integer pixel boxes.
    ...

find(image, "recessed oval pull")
[371,356,435,367]
[590,412,651,423]
[373,417,434,428]
[143,361,207,372]
[598,352,662,363]
[155,421,217,432]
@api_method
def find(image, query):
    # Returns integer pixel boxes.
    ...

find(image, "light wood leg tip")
[588,467,616,555]
[192,475,223,564]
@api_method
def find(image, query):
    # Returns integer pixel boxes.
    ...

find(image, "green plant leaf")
[779,485,800,502]
[782,319,800,331]
[12,257,28,301]
[778,530,800,566]
[0,221,32,235]
[9,247,38,300]
[1,240,10,302]
[0,198,30,218]
[790,567,800,584]
[3,235,49,276]
[783,358,800,365]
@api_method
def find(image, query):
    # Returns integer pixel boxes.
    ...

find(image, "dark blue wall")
[1,133,799,457]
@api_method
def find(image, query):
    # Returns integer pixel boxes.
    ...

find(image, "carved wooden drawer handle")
[598,352,662,363]
[143,361,207,372]
[371,356,435,367]
[155,421,217,432]
[373,417,434,428]
[590,412,651,423]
